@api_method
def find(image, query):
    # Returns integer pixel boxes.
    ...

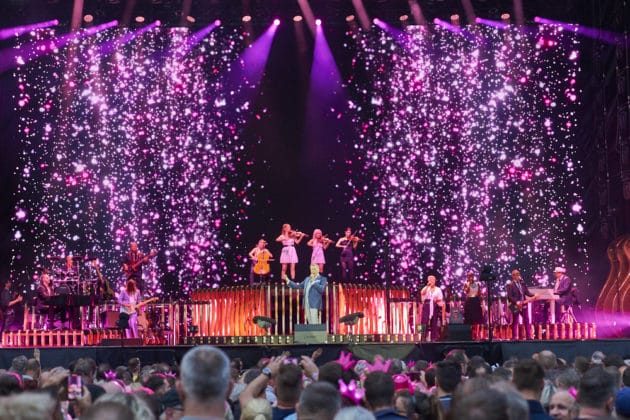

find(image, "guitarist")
[506,269,534,340]
[122,242,151,292]
[248,239,273,286]
[119,279,142,339]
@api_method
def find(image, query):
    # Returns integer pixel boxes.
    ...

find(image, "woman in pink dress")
[276,223,305,281]
[307,229,332,273]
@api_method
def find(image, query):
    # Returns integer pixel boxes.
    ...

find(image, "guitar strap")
[516,281,524,300]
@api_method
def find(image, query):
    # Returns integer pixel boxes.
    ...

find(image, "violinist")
[248,239,273,286]
[335,227,360,282]
[307,229,332,273]
[276,224,306,281]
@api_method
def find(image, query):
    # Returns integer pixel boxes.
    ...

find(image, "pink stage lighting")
[273,18,281,26]
[315,19,322,26]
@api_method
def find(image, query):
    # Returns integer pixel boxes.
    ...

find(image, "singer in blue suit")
[285,264,327,324]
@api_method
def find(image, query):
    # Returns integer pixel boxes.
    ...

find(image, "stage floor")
[1,339,628,370]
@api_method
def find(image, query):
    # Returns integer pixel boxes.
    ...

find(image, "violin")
[350,236,364,242]
[320,237,334,245]
[290,230,309,238]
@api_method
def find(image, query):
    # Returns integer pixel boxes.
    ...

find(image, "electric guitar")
[122,249,158,279]
[123,297,158,315]
[509,293,542,314]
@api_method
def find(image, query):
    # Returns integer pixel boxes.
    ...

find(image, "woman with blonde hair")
[276,223,305,281]
[307,229,332,273]
[240,397,272,420]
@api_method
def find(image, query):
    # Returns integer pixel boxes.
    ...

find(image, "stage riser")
[1,330,85,347]
[0,321,597,348]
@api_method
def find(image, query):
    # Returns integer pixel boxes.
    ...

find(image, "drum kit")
[47,255,103,296]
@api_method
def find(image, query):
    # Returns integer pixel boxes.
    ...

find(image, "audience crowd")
[1,345,630,420]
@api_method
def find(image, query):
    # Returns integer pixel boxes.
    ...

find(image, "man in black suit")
[506,269,534,340]
[552,267,572,322]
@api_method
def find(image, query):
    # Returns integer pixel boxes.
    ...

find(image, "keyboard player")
[35,269,55,329]
[37,268,78,329]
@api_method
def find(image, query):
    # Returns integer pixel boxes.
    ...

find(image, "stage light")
[186,15,196,23]
[399,14,409,28]
[135,16,145,23]
[501,13,511,22]
[339,312,364,326]
[253,316,275,329]
[372,18,380,25]
[273,18,280,26]
[315,18,321,26]
[293,15,303,22]
[155,20,161,26]
[83,15,94,23]
[346,15,355,22]
[214,19,221,26]
[242,15,252,22]
[450,14,460,25]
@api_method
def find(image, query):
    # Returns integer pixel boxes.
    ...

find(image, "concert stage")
[1,338,629,371]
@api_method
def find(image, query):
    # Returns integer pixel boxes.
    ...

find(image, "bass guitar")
[123,249,158,279]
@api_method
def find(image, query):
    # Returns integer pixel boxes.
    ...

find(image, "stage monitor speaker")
[446,324,472,341]
[294,324,327,344]
[100,338,144,346]
[101,310,120,329]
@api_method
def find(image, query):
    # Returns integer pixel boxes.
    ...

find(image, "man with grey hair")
[177,345,231,420]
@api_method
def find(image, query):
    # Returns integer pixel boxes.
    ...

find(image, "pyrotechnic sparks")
[10,21,587,298]
[343,23,586,292]
[12,25,259,295]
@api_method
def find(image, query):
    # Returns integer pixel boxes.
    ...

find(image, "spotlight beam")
[0,20,59,41]
[97,20,160,58]
[180,0,193,26]
[513,0,524,26]
[476,17,509,30]
[408,0,427,26]
[351,0,371,31]
[71,0,85,31]
[535,16,626,45]
[0,20,118,73]
[461,0,476,26]
[183,20,221,53]
[297,0,317,35]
